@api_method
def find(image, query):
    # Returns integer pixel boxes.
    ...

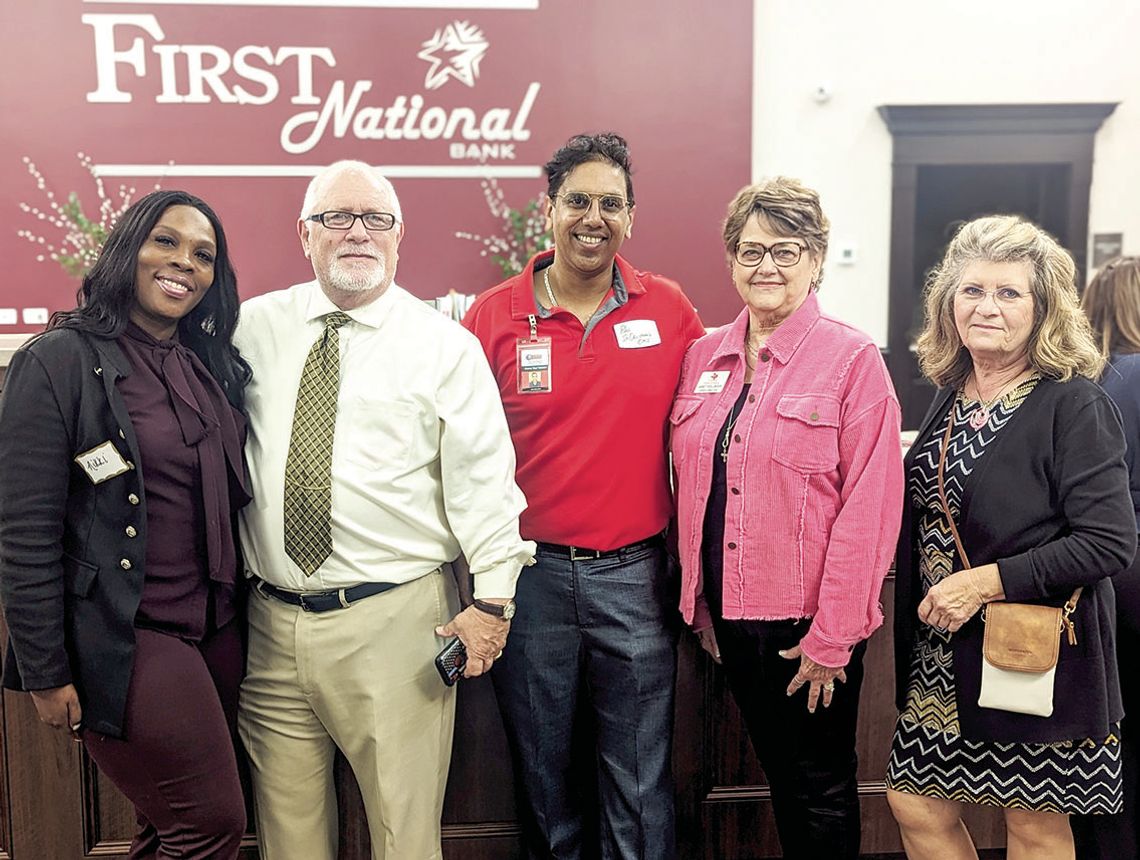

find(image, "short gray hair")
[300,160,403,222]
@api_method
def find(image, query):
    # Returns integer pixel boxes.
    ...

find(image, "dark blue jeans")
[492,539,677,860]
[712,615,866,860]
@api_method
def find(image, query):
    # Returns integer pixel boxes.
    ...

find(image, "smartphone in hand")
[435,637,467,686]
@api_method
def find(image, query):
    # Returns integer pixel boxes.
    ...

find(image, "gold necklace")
[543,268,558,308]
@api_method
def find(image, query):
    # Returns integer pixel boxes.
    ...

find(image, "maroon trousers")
[83,622,246,860]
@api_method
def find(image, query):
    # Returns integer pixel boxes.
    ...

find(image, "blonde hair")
[916,215,1105,388]
[1082,257,1140,357]
[722,177,829,285]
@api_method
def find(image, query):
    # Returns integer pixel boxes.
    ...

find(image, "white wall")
[752,0,1140,345]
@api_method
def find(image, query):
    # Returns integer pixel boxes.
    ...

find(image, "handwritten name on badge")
[694,371,728,394]
[75,441,130,484]
[614,320,661,349]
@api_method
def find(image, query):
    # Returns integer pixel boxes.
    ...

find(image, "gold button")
[125,526,137,538]
[93,366,103,376]
[810,411,819,421]
[128,494,140,505]
[120,559,132,570]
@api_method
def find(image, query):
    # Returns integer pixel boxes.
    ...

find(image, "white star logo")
[418,21,489,90]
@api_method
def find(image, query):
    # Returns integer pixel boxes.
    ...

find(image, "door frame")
[878,102,1117,424]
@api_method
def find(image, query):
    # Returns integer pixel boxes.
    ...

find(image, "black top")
[894,376,1136,743]
[1101,352,1140,527]
[701,384,751,617]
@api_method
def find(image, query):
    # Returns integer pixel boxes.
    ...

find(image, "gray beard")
[326,252,388,294]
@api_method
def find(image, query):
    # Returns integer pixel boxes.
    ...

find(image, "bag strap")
[934,402,1082,627]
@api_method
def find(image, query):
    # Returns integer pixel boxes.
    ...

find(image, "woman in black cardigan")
[0,191,251,859]
[885,215,1136,860]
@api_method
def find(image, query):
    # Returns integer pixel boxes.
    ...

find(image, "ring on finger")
[823,682,835,692]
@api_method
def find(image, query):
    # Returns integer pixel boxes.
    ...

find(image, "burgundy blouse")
[117,324,248,639]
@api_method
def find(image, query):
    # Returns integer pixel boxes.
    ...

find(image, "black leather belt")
[536,534,663,561]
[252,577,399,612]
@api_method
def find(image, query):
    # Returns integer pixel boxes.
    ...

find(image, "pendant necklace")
[721,395,748,462]
[966,374,1025,430]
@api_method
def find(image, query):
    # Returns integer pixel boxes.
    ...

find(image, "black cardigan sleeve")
[0,346,75,690]
[998,389,1137,601]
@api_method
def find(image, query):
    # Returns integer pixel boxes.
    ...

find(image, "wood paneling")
[0,572,1007,858]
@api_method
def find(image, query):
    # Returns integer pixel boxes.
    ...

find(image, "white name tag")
[613,320,661,349]
[694,371,729,394]
[75,441,130,484]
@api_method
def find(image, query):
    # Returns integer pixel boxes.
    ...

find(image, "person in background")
[0,190,251,859]
[669,176,903,860]
[235,160,533,860]
[886,216,1135,860]
[463,132,705,859]
[1072,255,1140,860]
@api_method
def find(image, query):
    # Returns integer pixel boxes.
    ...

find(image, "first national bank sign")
[3,0,752,327]
[82,2,541,174]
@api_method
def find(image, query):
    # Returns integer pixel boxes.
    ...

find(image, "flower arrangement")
[455,177,552,277]
[16,152,159,278]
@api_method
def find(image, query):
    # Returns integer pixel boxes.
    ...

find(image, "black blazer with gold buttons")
[0,328,152,737]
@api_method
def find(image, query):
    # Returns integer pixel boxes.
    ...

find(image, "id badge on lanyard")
[517,313,553,394]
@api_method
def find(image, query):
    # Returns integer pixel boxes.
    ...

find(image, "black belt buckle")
[298,589,348,613]
[569,546,601,561]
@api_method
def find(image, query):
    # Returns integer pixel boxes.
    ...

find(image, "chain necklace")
[721,391,749,462]
[964,372,1031,430]
[543,268,558,308]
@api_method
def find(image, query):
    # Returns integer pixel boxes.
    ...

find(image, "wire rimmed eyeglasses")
[552,192,630,217]
[734,241,807,268]
[955,285,1031,306]
[307,211,398,232]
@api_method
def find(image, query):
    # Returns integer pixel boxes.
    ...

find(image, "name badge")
[517,336,553,394]
[614,320,661,349]
[694,371,729,394]
[75,441,130,484]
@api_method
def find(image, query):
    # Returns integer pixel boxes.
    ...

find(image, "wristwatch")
[473,598,516,620]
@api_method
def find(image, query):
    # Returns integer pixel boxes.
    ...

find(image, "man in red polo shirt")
[463,133,704,860]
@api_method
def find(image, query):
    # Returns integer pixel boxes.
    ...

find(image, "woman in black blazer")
[885,215,1136,860]
[0,190,252,859]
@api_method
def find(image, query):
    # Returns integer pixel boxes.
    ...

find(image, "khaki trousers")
[239,569,458,860]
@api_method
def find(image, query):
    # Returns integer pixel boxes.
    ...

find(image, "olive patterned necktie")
[283,311,352,576]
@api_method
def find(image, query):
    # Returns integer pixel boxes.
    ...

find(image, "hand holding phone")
[434,637,468,686]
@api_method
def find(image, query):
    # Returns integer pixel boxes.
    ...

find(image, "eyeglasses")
[307,211,397,232]
[955,285,1032,306]
[734,241,806,268]
[552,192,630,217]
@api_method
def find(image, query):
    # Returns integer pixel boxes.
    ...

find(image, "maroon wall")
[1,0,752,331]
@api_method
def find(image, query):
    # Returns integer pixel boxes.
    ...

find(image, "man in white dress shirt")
[235,160,534,860]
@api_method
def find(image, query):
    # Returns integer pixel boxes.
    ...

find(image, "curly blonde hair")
[915,215,1104,388]
[1082,256,1140,357]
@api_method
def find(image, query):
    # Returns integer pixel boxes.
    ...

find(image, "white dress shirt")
[235,280,534,597]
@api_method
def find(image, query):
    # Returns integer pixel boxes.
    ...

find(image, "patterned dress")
[885,378,1123,814]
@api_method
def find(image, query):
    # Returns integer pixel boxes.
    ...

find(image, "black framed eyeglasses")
[308,211,397,231]
[734,241,806,268]
[552,192,630,217]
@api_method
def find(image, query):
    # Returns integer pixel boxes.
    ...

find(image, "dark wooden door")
[879,103,1116,429]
